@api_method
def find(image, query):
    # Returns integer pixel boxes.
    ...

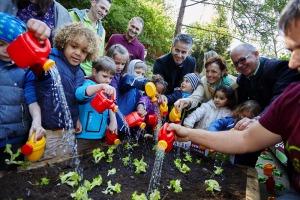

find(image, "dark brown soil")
[0,138,248,199]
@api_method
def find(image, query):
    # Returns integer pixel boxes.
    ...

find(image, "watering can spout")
[7,31,55,76]
[105,130,121,145]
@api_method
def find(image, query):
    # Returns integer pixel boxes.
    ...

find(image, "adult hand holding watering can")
[26,18,51,41]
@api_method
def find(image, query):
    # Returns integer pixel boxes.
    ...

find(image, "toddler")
[106,44,130,103]
[75,56,117,153]
[35,22,100,160]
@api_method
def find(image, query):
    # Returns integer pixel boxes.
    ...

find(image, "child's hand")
[74,119,82,134]
[29,125,46,142]
[26,18,51,41]
[100,84,116,99]
[137,108,147,117]
[174,98,191,112]
[108,122,117,133]
[157,94,168,105]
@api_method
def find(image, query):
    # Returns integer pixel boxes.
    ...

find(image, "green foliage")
[213,166,223,175]
[102,180,122,195]
[70,175,103,200]
[168,179,182,193]
[59,171,82,188]
[92,148,105,163]
[4,144,31,168]
[132,191,147,200]
[107,168,116,176]
[133,156,148,174]
[122,156,130,166]
[29,177,50,186]
[205,179,221,193]
[149,189,161,200]
[186,6,233,73]
[183,152,192,162]
[174,158,190,173]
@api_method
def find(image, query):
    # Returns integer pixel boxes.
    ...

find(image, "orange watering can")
[169,108,181,124]
[145,114,158,130]
[159,102,168,117]
[7,31,55,77]
[21,132,46,162]
[145,82,157,102]
[157,123,175,152]
[105,129,120,145]
[90,90,118,113]
[125,111,146,129]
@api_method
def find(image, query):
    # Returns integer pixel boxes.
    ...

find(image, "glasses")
[233,52,252,67]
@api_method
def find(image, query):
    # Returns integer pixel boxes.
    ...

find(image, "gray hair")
[172,33,193,49]
[231,43,257,56]
[129,17,144,28]
[278,0,300,34]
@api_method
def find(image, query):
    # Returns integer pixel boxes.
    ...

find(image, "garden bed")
[0,138,257,199]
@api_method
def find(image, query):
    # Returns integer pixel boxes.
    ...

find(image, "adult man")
[69,0,111,76]
[105,17,145,61]
[169,0,300,198]
[153,33,196,95]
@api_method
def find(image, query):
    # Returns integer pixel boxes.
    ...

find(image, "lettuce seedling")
[196,158,202,164]
[124,142,138,150]
[92,148,105,163]
[59,171,82,188]
[150,189,161,200]
[70,186,90,200]
[102,180,122,195]
[132,191,147,200]
[133,157,147,174]
[168,179,182,193]
[183,152,192,162]
[213,166,223,175]
[205,179,221,193]
[107,168,116,176]
[174,158,190,173]
[83,175,103,191]
[29,177,50,186]
[122,156,130,166]
[106,145,116,163]
[4,144,31,168]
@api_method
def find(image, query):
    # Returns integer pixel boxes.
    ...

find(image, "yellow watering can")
[145,82,157,102]
[21,132,46,162]
[169,107,181,124]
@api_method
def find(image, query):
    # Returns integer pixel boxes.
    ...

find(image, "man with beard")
[69,0,112,76]
[105,17,145,61]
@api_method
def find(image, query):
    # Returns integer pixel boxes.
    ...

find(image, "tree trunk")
[174,0,187,37]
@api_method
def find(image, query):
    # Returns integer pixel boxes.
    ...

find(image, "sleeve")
[75,81,91,102]
[208,118,227,131]
[183,104,206,128]
[188,84,205,109]
[138,46,145,61]
[153,58,165,77]
[119,75,149,94]
[24,70,37,105]
[166,90,182,105]
[105,35,114,51]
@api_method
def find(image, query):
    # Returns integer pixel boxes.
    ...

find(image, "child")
[134,74,168,138]
[117,59,149,133]
[208,100,261,131]
[106,44,130,103]
[184,84,236,130]
[183,85,236,153]
[0,13,47,171]
[75,56,117,153]
[35,22,100,160]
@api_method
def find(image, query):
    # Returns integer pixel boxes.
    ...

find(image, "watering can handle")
[99,90,115,103]
[26,31,51,54]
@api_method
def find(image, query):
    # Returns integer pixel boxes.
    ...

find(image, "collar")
[84,12,98,28]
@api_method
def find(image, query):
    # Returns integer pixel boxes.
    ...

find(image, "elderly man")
[153,33,196,95]
[69,0,112,76]
[105,17,145,61]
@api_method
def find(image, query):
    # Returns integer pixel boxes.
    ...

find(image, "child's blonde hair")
[232,100,261,119]
[53,22,100,62]
[106,44,130,76]
[92,56,116,75]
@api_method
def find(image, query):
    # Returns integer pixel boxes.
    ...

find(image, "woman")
[174,55,238,111]
[16,0,72,43]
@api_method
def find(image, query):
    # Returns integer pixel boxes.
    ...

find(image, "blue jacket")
[75,78,108,139]
[0,61,32,146]
[208,116,236,131]
[35,48,84,130]
[117,74,149,131]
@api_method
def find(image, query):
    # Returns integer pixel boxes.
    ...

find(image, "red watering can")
[157,123,175,152]
[145,114,158,130]
[90,90,118,113]
[125,111,146,129]
[7,31,55,77]
[105,129,120,145]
